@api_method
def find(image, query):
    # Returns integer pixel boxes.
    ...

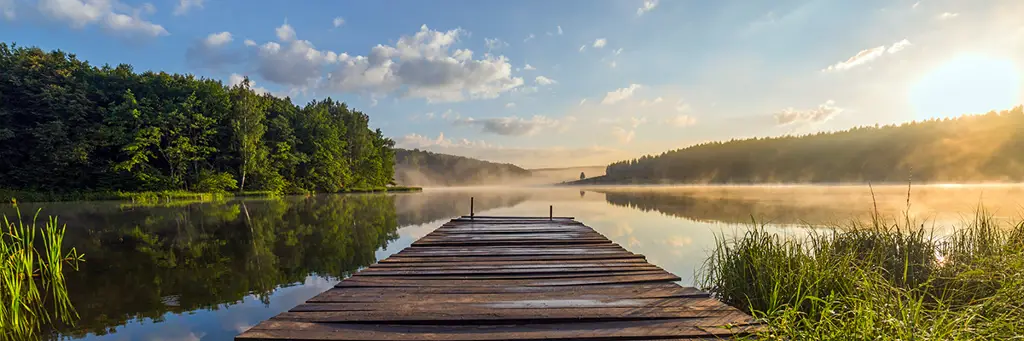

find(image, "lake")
[8,184,1024,340]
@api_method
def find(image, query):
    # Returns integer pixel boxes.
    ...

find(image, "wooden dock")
[236,216,760,340]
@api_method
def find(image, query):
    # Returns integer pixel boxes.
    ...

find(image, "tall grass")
[698,213,1024,340]
[1,202,84,340]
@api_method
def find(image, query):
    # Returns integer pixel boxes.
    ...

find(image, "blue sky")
[3,0,1023,168]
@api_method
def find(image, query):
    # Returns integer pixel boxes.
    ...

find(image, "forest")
[0,43,394,195]
[592,106,1024,184]
[394,148,532,186]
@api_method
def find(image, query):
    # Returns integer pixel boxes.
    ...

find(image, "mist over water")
[7,184,1024,340]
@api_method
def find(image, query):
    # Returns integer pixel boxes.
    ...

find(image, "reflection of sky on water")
[65,185,1024,340]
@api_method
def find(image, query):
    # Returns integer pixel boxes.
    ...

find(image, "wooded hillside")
[0,43,394,193]
[394,148,531,186]
[593,107,1024,184]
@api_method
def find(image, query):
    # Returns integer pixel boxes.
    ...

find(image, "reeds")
[698,214,1024,340]
[1,203,84,340]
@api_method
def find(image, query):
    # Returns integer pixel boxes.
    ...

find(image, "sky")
[2,0,1023,169]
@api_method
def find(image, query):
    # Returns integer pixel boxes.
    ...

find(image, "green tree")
[228,78,268,192]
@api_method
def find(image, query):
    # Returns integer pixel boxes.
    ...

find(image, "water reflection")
[3,185,1021,340]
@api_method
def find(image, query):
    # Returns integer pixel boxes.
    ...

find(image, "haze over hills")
[575,107,1024,185]
[394,149,532,186]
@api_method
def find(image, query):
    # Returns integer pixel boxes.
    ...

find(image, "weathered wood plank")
[235,216,758,341]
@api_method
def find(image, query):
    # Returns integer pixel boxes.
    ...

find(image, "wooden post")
[549,205,553,220]
[470,197,475,220]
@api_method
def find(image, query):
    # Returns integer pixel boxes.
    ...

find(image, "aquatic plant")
[1,202,84,340]
[698,213,1024,340]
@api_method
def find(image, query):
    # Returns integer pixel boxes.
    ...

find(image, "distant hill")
[394,149,532,186]
[577,106,1024,185]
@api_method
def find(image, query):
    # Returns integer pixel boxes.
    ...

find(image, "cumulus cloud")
[522,63,535,71]
[186,31,240,69]
[773,100,843,125]
[636,0,658,16]
[332,17,344,27]
[887,39,911,54]
[244,23,342,86]
[174,0,202,15]
[823,39,911,72]
[557,25,563,35]
[592,38,607,48]
[601,84,642,105]
[535,76,556,85]
[453,115,562,136]
[937,12,959,20]
[320,24,524,102]
[37,0,167,38]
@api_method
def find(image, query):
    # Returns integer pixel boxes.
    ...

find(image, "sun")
[910,54,1022,120]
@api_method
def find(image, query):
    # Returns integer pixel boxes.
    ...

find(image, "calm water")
[8,185,1024,340]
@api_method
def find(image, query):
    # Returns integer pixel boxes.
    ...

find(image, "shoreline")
[1,187,424,203]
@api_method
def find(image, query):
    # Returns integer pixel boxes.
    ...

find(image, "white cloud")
[557,25,563,35]
[614,48,623,55]
[612,127,635,144]
[453,115,563,136]
[823,39,912,72]
[937,12,959,20]
[523,63,536,71]
[37,0,167,38]
[601,84,642,105]
[186,31,239,68]
[505,102,516,108]
[535,76,557,85]
[524,33,535,42]
[578,45,586,52]
[204,31,232,46]
[666,115,697,127]
[173,0,202,15]
[484,38,508,51]
[912,1,921,9]
[276,23,296,41]
[320,24,524,103]
[636,0,658,16]
[103,12,168,37]
[579,98,587,106]
[592,38,607,48]
[823,46,885,72]
[425,112,436,119]
[773,100,843,125]
[332,17,345,27]
[247,24,342,86]
[609,61,617,68]
[243,39,256,47]
[887,39,911,54]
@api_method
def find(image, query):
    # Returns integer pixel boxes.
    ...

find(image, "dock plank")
[236,217,759,340]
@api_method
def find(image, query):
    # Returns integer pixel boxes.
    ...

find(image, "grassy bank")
[2,207,84,340]
[1,187,422,203]
[698,213,1024,340]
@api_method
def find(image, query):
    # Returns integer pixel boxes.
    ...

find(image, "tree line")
[0,43,395,194]
[597,106,1024,184]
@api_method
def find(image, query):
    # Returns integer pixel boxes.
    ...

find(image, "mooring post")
[470,197,475,220]
[549,205,553,220]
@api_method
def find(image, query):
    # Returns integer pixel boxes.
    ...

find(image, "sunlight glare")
[910,54,1022,120]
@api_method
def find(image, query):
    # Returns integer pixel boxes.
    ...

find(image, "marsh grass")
[698,212,1024,340]
[1,203,84,340]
